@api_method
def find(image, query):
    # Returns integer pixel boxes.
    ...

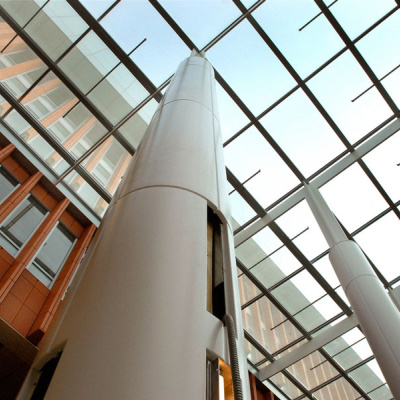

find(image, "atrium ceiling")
[0,0,399,399]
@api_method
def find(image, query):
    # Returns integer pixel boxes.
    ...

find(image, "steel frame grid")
[0,0,398,398]
[68,1,398,398]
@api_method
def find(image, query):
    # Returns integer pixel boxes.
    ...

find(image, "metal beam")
[0,120,101,226]
[0,4,135,156]
[0,81,112,203]
[67,0,162,103]
[258,314,359,381]
[234,117,400,247]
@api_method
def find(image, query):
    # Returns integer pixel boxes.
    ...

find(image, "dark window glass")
[28,224,76,287]
[0,167,18,203]
[0,195,47,256]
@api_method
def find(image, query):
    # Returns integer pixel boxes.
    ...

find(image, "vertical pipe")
[19,53,250,399]
[305,183,400,397]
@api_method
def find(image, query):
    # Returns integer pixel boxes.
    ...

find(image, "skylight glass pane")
[238,274,261,306]
[287,350,339,391]
[362,130,400,203]
[158,0,241,50]
[217,83,250,143]
[275,200,329,260]
[330,0,396,40]
[260,89,346,177]
[245,339,265,365]
[348,359,389,396]
[100,0,189,86]
[80,0,115,19]
[313,377,361,400]
[355,212,400,283]
[25,0,88,61]
[319,164,388,233]
[207,19,296,115]
[58,31,119,94]
[269,372,303,399]
[252,0,344,78]
[224,126,299,209]
[244,297,304,355]
[308,51,393,144]
[314,255,340,288]
[0,0,46,26]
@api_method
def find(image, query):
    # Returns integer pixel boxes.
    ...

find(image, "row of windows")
[0,166,77,288]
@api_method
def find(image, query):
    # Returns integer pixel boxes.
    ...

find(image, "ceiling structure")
[0,0,399,399]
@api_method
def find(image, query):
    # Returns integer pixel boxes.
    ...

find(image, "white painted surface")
[330,240,400,398]
[19,54,250,399]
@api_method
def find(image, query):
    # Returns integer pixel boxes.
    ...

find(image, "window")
[27,223,76,287]
[0,167,19,203]
[0,195,47,256]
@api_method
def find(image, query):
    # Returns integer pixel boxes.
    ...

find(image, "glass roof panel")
[243,297,304,355]
[100,0,189,86]
[0,0,46,26]
[260,89,346,178]
[207,19,297,116]
[355,211,400,283]
[58,30,119,94]
[239,274,261,306]
[25,0,88,61]
[323,328,372,371]
[80,0,115,19]
[313,377,361,400]
[348,359,390,396]
[252,0,345,78]
[287,350,340,391]
[330,0,396,40]
[308,51,393,144]
[217,83,250,143]
[362,130,400,203]
[269,372,303,399]
[224,126,300,209]
[314,256,340,288]
[158,0,241,49]
[319,163,388,233]
[275,200,329,260]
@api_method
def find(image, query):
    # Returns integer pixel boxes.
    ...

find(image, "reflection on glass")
[224,126,299,209]
[243,296,303,355]
[25,0,88,61]
[355,211,400,283]
[308,51,393,144]
[0,195,47,256]
[287,350,339,391]
[0,166,19,203]
[28,223,75,287]
[253,0,344,78]
[269,372,303,399]
[313,377,361,400]
[208,19,296,115]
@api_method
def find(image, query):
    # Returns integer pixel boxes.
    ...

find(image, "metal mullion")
[238,226,310,280]
[268,221,353,316]
[0,0,50,53]
[0,82,112,202]
[281,369,317,400]
[314,0,400,116]
[244,330,275,363]
[271,286,341,331]
[357,159,400,219]
[232,0,354,152]
[315,349,374,400]
[0,4,135,157]
[226,167,267,217]
[2,0,121,119]
[224,4,398,149]
[55,76,172,184]
[238,258,311,338]
[241,293,264,310]
[216,71,306,182]
[148,0,306,182]
[66,0,161,102]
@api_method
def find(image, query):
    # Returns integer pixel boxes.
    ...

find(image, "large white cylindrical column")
[18,53,250,400]
[305,183,400,398]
